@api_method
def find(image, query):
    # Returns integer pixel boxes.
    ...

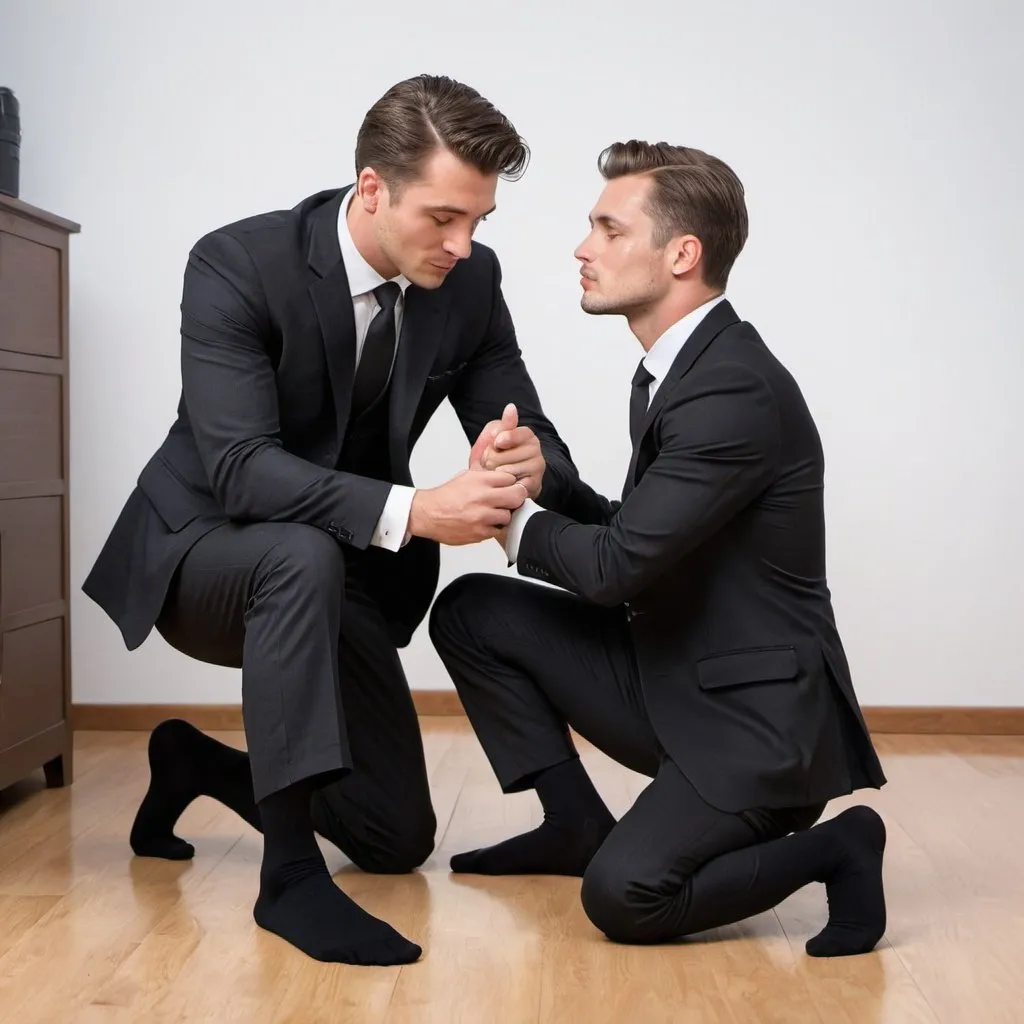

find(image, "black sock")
[450,757,615,877]
[130,719,260,860]
[803,806,887,956]
[677,805,886,957]
[253,777,421,965]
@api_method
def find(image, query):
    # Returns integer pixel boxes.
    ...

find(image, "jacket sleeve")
[514,361,780,605]
[179,230,390,546]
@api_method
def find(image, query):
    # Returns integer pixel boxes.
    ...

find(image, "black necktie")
[351,282,401,419]
[630,359,654,448]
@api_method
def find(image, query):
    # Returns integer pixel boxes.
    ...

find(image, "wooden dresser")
[0,194,79,791]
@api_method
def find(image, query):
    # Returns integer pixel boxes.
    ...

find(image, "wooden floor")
[0,722,1021,1023]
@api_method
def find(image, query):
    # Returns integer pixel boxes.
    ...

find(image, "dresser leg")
[44,741,73,788]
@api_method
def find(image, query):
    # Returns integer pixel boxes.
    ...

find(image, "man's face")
[369,148,497,288]
[575,175,672,316]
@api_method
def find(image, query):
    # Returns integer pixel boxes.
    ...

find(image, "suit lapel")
[310,265,358,443]
[388,286,449,483]
[307,188,358,443]
[304,186,451,478]
[623,299,740,496]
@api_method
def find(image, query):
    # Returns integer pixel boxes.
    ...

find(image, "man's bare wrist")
[408,489,431,539]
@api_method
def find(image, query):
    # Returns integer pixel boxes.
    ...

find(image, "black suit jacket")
[516,300,886,813]
[83,187,579,651]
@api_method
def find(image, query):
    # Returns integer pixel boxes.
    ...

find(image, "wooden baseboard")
[861,706,1024,735]
[72,703,247,731]
[408,690,466,716]
[69,692,465,731]
[70,695,1024,735]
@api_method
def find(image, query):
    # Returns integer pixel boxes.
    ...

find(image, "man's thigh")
[432,574,661,778]
[155,520,307,666]
[588,757,757,890]
[580,757,817,941]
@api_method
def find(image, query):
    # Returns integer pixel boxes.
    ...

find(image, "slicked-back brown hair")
[356,75,529,195]
[598,141,748,289]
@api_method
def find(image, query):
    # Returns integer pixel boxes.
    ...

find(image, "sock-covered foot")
[450,810,615,876]
[806,805,887,957]
[451,757,615,876]
[255,776,421,965]
[254,855,421,965]
[130,719,206,859]
[130,718,261,860]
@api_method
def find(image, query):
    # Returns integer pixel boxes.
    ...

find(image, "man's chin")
[580,295,617,315]
[408,265,451,290]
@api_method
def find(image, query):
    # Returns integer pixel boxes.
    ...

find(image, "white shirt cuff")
[371,484,415,551]
[504,497,542,563]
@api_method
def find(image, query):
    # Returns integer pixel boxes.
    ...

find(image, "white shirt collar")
[337,186,411,299]
[643,293,727,385]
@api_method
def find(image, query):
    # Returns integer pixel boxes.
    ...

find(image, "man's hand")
[468,403,546,500]
[468,403,516,471]
[409,470,527,545]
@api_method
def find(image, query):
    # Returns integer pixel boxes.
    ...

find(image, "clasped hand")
[408,404,543,546]
[468,403,545,500]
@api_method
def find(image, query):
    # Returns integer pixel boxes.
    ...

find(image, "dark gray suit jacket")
[83,187,580,651]
[516,300,886,812]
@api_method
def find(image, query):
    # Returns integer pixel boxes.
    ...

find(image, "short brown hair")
[598,141,748,289]
[356,75,529,193]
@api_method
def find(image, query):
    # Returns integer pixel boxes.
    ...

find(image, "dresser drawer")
[0,368,63,485]
[0,195,76,789]
[0,618,65,747]
[0,229,62,358]
[0,497,64,617]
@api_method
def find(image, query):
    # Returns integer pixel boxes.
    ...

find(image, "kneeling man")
[430,141,888,957]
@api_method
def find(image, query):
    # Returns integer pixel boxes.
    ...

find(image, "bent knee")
[259,524,345,591]
[362,810,437,874]
[428,573,504,646]
[581,857,663,945]
[581,859,636,941]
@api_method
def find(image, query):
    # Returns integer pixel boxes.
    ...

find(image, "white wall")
[2,0,1021,706]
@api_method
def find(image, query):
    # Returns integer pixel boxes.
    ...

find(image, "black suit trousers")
[429,574,825,942]
[155,521,435,872]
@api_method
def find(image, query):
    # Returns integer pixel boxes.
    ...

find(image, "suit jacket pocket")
[137,456,206,532]
[697,646,799,690]
[424,360,468,386]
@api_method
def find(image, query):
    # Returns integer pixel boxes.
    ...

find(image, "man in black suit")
[82,75,579,965]
[429,142,889,957]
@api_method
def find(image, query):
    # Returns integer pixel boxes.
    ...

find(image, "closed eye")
[433,215,488,228]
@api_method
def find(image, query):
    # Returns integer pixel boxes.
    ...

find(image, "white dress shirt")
[503,294,727,563]
[336,186,416,551]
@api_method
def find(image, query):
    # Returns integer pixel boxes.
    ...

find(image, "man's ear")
[357,168,384,213]
[671,234,702,278]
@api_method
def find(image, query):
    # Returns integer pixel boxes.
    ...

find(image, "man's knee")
[259,524,345,596]
[581,852,659,944]
[355,805,437,874]
[428,573,500,649]
[383,805,437,873]
[312,789,437,874]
